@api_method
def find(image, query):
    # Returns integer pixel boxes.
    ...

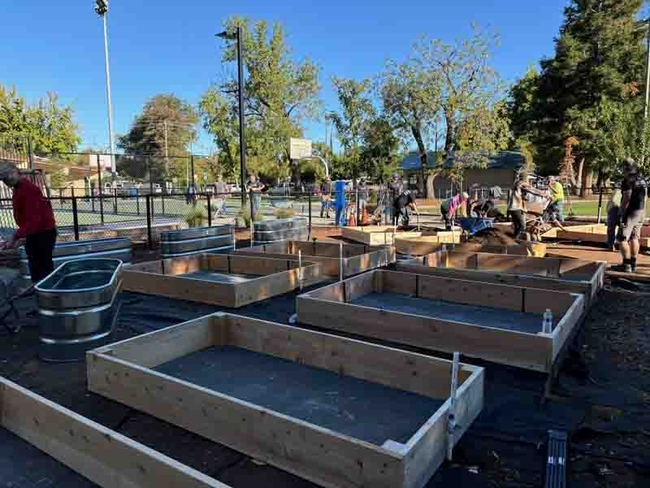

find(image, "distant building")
[399,150,526,198]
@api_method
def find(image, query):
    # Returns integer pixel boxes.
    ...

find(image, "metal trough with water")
[20,237,131,283]
[160,225,235,258]
[35,259,123,362]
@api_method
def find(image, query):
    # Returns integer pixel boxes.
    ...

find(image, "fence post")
[190,155,195,192]
[72,197,80,241]
[146,195,153,249]
[308,192,312,240]
[136,188,140,215]
[597,185,604,224]
[161,191,165,215]
[249,189,255,246]
[27,135,34,170]
[96,155,105,225]
[207,193,212,227]
[113,188,118,215]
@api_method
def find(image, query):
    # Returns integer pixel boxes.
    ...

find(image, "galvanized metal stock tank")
[160,225,235,258]
[35,259,123,362]
[19,237,131,283]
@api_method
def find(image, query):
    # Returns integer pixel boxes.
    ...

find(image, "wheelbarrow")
[457,217,495,236]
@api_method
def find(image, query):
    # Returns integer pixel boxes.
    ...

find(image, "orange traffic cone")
[348,209,356,227]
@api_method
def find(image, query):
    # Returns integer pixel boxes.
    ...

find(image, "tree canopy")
[0,84,80,156]
[200,16,321,184]
[509,0,647,186]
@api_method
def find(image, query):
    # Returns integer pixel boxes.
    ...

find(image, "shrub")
[273,208,296,219]
[184,203,207,228]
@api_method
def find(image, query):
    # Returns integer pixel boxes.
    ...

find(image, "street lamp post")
[94,0,116,177]
[217,27,247,205]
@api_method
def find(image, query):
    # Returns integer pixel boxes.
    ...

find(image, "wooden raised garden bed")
[341,226,422,245]
[0,376,227,487]
[296,270,585,372]
[556,223,650,248]
[122,254,323,308]
[395,250,605,303]
[394,232,461,256]
[235,240,394,278]
[87,313,484,488]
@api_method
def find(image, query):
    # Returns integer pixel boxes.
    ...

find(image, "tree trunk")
[411,126,430,198]
[444,107,455,154]
[575,158,585,197]
[426,172,437,201]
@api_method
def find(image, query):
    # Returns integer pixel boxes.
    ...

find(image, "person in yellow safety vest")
[548,176,565,222]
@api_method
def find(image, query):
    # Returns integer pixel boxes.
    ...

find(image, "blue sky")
[1,0,568,154]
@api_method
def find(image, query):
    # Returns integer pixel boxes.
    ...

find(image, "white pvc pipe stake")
[298,250,303,291]
[339,242,344,282]
[447,351,460,461]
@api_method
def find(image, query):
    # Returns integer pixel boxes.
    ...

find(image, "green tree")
[200,16,321,185]
[515,0,646,189]
[118,94,199,181]
[416,26,510,185]
[329,77,375,178]
[359,115,400,182]
[380,58,441,196]
[0,84,80,156]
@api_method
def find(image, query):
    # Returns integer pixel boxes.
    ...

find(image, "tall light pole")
[95,0,116,177]
[217,27,247,205]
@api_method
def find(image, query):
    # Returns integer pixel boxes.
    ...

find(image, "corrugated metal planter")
[20,237,131,283]
[35,259,123,362]
[160,225,235,258]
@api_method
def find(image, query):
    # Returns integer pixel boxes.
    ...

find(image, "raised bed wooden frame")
[394,233,461,255]
[297,270,585,373]
[87,313,484,488]
[121,254,323,308]
[0,376,227,487]
[341,226,422,245]
[556,223,650,248]
[235,240,394,278]
[394,250,605,304]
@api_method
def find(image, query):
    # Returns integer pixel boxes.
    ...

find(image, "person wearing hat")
[440,192,469,230]
[0,162,57,283]
[618,158,647,273]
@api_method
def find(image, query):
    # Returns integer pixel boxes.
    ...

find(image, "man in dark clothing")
[618,158,647,273]
[394,191,418,227]
[388,173,404,225]
[0,162,57,282]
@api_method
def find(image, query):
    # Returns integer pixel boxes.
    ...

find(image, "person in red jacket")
[0,162,57,282]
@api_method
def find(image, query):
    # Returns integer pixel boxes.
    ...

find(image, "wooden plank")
[382,270,417,296]
[224,314,475,399]
[87,354,405,488]
[0,377,227,488]
[127,260,163,274]
[297,295,554,372]
[416,273,524,313]
[552,294,586,362]
[342,226,422,245]
[402,367,484,488]
[163,255,205,275]
[121,270,237,307]
[523,289,581,317]
[233,268,303,307]
[90,315,217,368]
[228,255,291,275]
[343,271,377,302]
